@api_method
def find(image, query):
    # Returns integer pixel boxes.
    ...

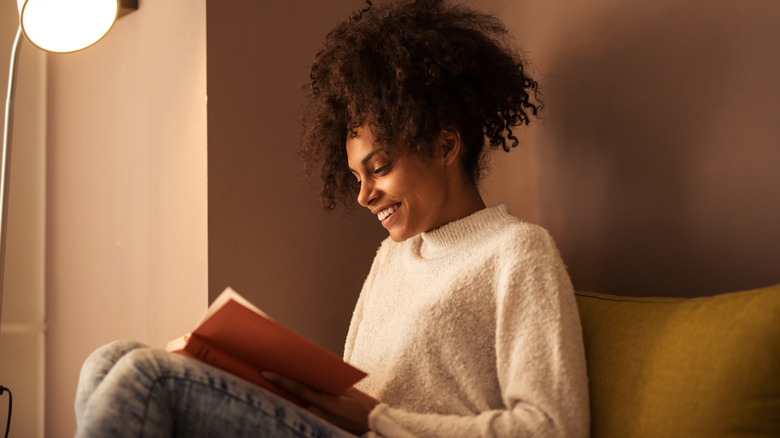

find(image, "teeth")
[377,204,399,221]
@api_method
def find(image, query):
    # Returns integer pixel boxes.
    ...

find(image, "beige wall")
[208,0,780,367]
[45,1,208,435]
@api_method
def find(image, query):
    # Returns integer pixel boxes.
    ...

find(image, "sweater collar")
[417,203,512,257]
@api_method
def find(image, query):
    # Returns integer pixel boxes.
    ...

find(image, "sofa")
[574,283,780,437]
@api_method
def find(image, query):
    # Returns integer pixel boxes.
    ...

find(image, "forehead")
[346,125,380,165]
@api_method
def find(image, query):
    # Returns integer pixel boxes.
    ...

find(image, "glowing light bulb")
[17,0,119,53]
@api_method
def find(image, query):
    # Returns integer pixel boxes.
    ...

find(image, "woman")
[75,1,589,436]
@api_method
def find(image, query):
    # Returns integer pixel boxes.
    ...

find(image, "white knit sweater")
[343,204,589,437]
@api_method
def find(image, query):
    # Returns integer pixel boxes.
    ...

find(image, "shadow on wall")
[537,1,780,297]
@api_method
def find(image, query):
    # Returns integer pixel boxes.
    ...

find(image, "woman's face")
[346,124,452,242]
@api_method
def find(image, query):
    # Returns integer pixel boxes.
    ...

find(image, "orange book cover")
[166,287,367,406]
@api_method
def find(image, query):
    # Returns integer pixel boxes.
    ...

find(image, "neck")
[457,178,486,218]
[433,177,485,232]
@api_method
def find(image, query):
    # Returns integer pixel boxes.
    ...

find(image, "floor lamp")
[0,0,138,330]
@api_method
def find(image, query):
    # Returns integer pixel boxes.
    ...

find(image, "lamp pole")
[0,27,23,330]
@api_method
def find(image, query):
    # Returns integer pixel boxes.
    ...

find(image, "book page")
[198,287,274,325]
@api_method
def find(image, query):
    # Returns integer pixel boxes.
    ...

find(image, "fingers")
[262,372,375,435]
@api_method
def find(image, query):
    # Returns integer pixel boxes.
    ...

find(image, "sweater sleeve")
[365,230,590,438]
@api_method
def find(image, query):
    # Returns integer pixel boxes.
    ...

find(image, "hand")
[263,372,379,435]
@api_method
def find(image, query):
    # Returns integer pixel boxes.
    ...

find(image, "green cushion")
[575,284,780,438]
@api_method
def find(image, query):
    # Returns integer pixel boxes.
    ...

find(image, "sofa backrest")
[575,283,780,437]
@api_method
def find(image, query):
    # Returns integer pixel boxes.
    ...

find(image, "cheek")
[403,173,445,207]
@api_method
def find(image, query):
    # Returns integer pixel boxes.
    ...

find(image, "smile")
[377,203,401,221]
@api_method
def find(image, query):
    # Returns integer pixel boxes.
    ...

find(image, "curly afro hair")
[299,0,541,211]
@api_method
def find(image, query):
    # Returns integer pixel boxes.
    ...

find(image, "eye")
[373,162,392,176]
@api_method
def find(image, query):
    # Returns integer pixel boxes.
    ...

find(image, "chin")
[388,228,415,242]
[388,232,407,242]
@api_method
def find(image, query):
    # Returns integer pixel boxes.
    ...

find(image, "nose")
[357,179,377,207]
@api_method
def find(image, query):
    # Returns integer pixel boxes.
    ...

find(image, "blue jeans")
[74,340,358,438]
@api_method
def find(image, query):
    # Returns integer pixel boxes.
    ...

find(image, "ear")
[438,127,461,167]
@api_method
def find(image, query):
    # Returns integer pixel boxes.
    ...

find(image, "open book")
[166,287,367,406]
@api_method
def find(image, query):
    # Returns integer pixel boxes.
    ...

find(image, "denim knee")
[92,339,148,361]
[115,344,177,381]
[76,340,152,424]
